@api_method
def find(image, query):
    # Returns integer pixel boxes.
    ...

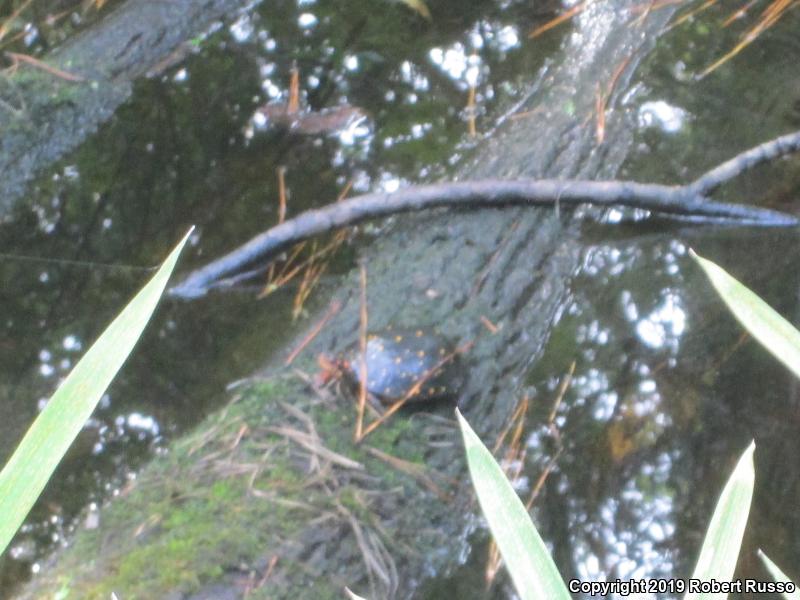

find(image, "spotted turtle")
[340,328,460,404]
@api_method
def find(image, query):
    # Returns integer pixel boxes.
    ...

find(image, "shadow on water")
[1,0,800,597]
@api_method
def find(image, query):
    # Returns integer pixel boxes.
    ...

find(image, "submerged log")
[16,2,708,599]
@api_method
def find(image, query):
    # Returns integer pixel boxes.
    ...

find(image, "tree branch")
[688,130,800,196]
[169,130,800,299]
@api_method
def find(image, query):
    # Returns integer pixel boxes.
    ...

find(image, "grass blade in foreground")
[758,551,800,600]
[685,441,755,600]
[0,229,192,555]
[456,409,570,600]
[691,250,800,379]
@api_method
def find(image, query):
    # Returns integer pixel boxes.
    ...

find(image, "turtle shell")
[341,328,459,404]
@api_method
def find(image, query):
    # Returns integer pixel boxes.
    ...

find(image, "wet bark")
[0,0,252,213]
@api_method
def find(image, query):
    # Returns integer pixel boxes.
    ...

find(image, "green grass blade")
[456,409,571,600]
[0,229,192,555]
[758,551,800,600]
[685,441,755,600]
[691,250,800,379]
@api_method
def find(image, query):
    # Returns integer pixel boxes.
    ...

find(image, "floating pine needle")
[466,82,477,138]
[254,554,279,589]
[288,65,300,114]
[277,165,288,224]
[699,0,795,77]
[263,165,289,293]
[261,177,353,310]
[354,263,369,442]
[722,0,758,26]
[594,84,606,144]
[629,0,657,27]
[529,0,589,38]
[5,51,85,82]
[284,300,342,366]
[0,0,35,42]
[486,394,530,588]
[668,0,719,30]
[595,55,632,145]
[629,0,684,14]
[486,362,572,588]
[366,446,450,502]
[479,315,499,334]
[291,240,321,318]
[492,394,529,454]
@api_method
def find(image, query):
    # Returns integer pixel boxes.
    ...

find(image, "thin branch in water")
[169,130,800,299]
[687,129,800,195]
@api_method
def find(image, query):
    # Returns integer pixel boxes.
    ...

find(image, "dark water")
[1,0,799,597]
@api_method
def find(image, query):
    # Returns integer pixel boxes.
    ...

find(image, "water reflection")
[517,220,800,597]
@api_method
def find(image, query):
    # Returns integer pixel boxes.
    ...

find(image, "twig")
[169,132,800,299]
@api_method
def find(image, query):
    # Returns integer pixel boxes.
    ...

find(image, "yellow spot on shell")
[417,350,425,358]
[415,330,423,337]
[395,335,403,342]
[394,357,402,364]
